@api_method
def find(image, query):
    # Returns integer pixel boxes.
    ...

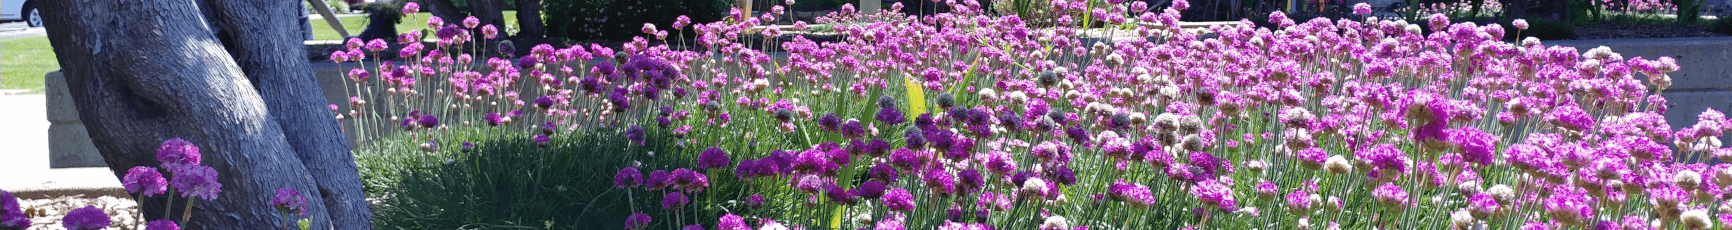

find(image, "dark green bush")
[1713,18,1732,35]
[542,0,729,41]
[1510,18,1575,40]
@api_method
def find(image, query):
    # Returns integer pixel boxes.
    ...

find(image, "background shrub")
[542,0,728,41]
[1714,18,1732,35]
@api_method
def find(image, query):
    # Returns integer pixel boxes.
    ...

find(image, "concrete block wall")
[45,72,104,168]
[1549,37,1732,138]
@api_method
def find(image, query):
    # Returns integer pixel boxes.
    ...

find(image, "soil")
[1572,23,1727,40]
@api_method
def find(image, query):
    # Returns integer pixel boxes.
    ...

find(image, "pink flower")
[123,166,168,197]
[1512,19,1530,30]
[1352,3,1372,15]
[170,165,222,200]
[270,188,309,217]
[156,138,201,169]
[883,188,915,212]
[61,206,110,230]
[462,16,481,29]
[401,2,420,14]
[482,24,499,39]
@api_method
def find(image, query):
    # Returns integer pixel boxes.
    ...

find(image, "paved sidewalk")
[0,94,124,198]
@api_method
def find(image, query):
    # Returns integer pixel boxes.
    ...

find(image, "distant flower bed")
[334,0,1726,229]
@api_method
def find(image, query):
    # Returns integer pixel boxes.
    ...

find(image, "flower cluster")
[334,0,1726,228]
[119,138,224,228]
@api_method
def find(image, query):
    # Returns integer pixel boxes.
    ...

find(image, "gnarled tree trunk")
[516,0,546,39]
[198,0,375,229]
[36,0,372,229]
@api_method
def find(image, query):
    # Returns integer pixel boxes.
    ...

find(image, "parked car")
[1,0,41,27]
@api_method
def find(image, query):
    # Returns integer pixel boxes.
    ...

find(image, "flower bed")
[339,0,1729,229]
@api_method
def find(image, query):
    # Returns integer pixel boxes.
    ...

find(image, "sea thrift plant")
[334,0,1727,228]
[120,138,225,228]
[0,191,26,229]
[61,206,110,230]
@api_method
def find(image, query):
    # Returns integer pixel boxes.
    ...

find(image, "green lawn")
[2,36,56,94]
[311,11,518,41]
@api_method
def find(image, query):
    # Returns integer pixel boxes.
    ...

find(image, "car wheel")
[25,5,42,27]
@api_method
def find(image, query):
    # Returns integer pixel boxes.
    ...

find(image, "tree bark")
[469,0,507,34]
[198,0,375,229]
[515,0,546,39]
[36,0,348,229]
[423,0,467,26]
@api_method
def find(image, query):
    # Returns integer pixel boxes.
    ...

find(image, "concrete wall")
[1549,37,1732,138]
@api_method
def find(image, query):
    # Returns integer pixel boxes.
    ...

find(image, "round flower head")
[883,188,915,212]
[157,138,201,168]
[662,192,689,210]
[1372,183,1408,209]
[271,188,310,217]
[1352,3,1372,15]
[123,166,168,197]
[1108,179,1156,208]
[744,194,766,209]
[171,165,222,200]
[401,2,419,14]
[61,205,110,230]
[1468,192,1500,219]
[615,167,644,188]
[1,191,27,228]
[1512,19,1529,30]
[1683,209,1713,229]
[145,219,179,230]
[718,213,748,230]
[698,147,731,170]
[624,213,652,229]
[462,16,480,28]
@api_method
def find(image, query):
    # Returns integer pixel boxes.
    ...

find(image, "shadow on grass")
[358,126,690,229]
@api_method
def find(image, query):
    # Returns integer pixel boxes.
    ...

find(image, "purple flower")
[123,166,168,197]
[61,205,110,230]
[744,194,765,209]
[1285,189,1313,214]
[718,213,748,230]
[401,2,420,14]
[625,125,646,146]
[824,184,859,205]
[855,180,887,199]
[271,188,309,216]
[1547,105,1595,131]
[1352,3,1372,15]
[1444,127,1498,165]
[1544,186,1594,225]
[418,115,440,127]
[535,96,555,109]
[1108,179,1156,208]
[171,165,221,200]
[883,188,915,212]
[683,225,704,230]
[1190,179,1236,211]
[698,147,731,170]
[145,219,179,230]
[877,107,906,126]
[1469,192,1499,218]
[533,134,551,147]
[624,213,652,229]
[1372,183,1408,208]
[869,162,899,183]
[1,191,27,228]
[483,113,503,126]
[661,192,689,209]
[615,167,644,188]
[156,138,201,169]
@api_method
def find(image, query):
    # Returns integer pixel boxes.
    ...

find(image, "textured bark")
[469,0,507,34]
[423,0,467,26]
[36,0,347,229]
[199,0,375,229]
[515,0,546,39]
